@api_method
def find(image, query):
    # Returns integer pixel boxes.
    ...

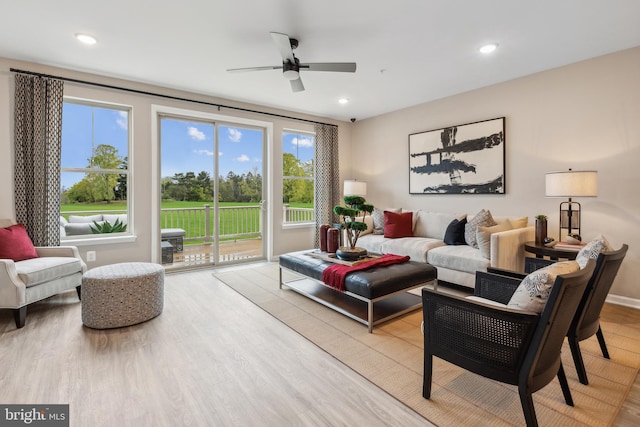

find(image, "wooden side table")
[524,241,578,261]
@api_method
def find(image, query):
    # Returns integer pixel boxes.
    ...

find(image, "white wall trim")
[606,294,640,310]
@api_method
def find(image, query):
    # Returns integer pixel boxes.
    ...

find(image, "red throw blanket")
[321,254,410,292]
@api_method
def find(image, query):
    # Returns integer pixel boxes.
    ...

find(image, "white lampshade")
[545,170,597,197]
[343,180,367,196]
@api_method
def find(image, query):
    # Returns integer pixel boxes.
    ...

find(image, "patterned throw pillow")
[576,235,611,269]
[372,207,400,235]
[464,209,497,248]
[507,261,580,313]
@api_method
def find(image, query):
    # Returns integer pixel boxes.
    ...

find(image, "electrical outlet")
[86,251,96,262]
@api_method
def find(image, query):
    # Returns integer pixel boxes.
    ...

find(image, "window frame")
[60,97,135,246]
[282,129,315,226]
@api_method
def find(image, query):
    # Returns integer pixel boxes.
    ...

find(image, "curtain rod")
[9,68,337,128]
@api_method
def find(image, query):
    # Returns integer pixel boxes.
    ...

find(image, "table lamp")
[545,169,597,240]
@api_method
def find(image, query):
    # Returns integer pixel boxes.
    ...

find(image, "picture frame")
[408,117,505,194]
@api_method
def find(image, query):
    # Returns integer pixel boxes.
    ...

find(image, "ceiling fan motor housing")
[283,58,300,80]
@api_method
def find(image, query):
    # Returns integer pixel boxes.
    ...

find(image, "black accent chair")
[514,245,628,384]
[422,260,596,427]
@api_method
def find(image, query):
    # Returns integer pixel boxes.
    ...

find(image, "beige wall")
[350,46,640,304]
[0,58,350,266]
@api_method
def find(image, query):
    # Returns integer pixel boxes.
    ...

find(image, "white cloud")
[236,154,250,162]
[228,128,242,142]
[193,149,214,156]
[116,111,128,130]
[188,126,206,141]
[292,136,313,148]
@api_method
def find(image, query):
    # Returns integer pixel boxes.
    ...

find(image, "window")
[60,99,131,239]
[282,130,314,224]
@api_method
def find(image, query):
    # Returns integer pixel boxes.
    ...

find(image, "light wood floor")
[1,262,639,426]
[0,266,432,427]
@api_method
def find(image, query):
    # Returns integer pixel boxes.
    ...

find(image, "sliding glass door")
[160,115,265,269]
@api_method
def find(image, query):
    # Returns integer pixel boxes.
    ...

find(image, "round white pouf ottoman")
[81,262,164,329]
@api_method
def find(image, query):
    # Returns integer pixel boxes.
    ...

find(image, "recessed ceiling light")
[338,98,349,104]
[75,33,97,45]
[479,43,498,54]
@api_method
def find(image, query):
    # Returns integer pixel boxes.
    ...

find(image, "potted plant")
[535,214,548,244]
[333,195,374,261]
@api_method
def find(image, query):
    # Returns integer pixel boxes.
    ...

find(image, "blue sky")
[61,102,314,189]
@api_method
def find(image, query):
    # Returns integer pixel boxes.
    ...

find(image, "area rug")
[214,263,640,426]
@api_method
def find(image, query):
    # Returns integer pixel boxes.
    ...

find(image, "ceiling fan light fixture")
[283,69,299,80]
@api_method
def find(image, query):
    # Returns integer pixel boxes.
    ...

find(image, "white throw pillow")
[507,261,580,313]
[476,221,513,259]
[465,209,497,248]
[575,234,611,269]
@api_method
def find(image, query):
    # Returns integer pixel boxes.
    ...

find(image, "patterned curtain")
[313,123,340,248]
[14,74,64,246]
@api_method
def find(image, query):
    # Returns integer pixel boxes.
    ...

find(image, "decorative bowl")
[566,234,582,244]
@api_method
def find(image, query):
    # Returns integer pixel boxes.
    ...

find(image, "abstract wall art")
[409,117,505,194]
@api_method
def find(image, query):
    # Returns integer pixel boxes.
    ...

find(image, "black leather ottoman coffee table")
[279,250,437,332]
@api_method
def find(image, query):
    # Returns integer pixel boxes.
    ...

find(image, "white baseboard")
[606,294,640,310]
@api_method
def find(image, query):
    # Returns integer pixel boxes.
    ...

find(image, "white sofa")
[356,210,534,289]
[60,214,128,236]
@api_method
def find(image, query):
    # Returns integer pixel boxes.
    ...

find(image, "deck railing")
[61,204,262,244]
[283,205,314,223]
[62,204,313,243]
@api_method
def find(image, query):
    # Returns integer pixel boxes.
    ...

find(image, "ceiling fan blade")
[227,66,283,72]
[301,63,357,72]
[290,78,305,92]
[270,32,295,62]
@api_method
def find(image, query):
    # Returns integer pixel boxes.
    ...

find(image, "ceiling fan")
[227,32,357,93]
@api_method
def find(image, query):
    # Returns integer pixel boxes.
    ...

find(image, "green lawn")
[61,200,313,243]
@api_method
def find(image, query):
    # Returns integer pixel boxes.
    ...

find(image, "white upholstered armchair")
[0,219,87,328]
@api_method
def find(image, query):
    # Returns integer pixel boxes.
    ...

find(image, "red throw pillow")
[384,211,413,238]
[0,223,39,261]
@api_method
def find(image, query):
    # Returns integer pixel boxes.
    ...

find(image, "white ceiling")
[1,1,639,122]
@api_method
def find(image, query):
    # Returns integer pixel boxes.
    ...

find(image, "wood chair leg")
[557,362,574,406]
[423,353,433,399]
[596,326,610,359]
[518,386,538,427]
[13,306,27,328]
[568,336,589,385]
[76,285,82,300]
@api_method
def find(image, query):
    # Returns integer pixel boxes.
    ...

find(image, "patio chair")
[422,260,595,427]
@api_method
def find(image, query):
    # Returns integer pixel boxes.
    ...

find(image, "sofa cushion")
[508,216,529,229]
[476,221,514,259]
[443,217,468,245]
[103,213,128,225]
[381,237,445,263]
[0,223,39,262]
[384,211,413,238]
[465,209,496,248]
[65,222,106,236]
[427,245,490,275]
[68,214,104,223]
[414,211,466,239]
[15,256,85,287]
[372,207,400,235]
[507,261,580,312]
[356,234,386,255]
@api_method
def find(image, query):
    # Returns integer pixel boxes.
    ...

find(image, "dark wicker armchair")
[422,260,596,427]
[513,245,629,384]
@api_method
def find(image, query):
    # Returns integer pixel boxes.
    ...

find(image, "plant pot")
[335,247,367,261]
[535,219,548,244]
